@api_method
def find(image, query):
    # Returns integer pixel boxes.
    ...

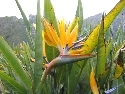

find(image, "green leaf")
[96,14,106,77]
[113,47,124,79]
[22,42,34,80]
[0,36,32,90]
[14,0,34,49]
[68,63,81,94]
[112,77,125,94]
[45,44,59,62]
[43,0,59,65]
[81,0,125,54]
[36,83,48,94]
[69,17,79,32]
[44,0,59,36]
[34,0,43,90]
[75,0,83,33]
[106,39,113,59]
[98,68,110,88]
[78,60,92,94]
[56,65,67,85]
[0,70,26,94]
[113,41,125,61]
[68,60,89,94]
[114,64,123,79]
[15,0,30,30]
[116,27,122,46]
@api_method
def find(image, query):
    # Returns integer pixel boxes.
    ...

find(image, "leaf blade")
[0,70,27,94]
[96,14,106,77]
[34,0,43,90]
[44,0,59,36]
[81,0,125,54]
[0,36,32,90]
[75,0,83,33]
[14,0,34,49]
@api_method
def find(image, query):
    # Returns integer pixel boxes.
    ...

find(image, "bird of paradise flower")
[42,18,96,79]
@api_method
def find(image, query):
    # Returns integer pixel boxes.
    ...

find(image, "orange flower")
[43,18,84,55]
[42,18,96,78]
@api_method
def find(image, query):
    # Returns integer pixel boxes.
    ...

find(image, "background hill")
[83,8,125,36]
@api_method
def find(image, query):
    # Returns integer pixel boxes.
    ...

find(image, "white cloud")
[82,0,119,18]
[0,0,120,22]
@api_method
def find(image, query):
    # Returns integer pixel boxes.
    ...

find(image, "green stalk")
[67,64,70,94]
[36,70,46,92]
[34,0,43,91]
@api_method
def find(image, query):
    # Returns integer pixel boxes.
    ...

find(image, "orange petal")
[58,19,66,48]
[43,18,60,47]
[90,68,99,94]
[66,18,78,45]
[68,24,78,47]
[44,32,57,47]
[42,31,46,56]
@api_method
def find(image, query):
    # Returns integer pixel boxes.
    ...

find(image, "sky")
[0,0,120,22]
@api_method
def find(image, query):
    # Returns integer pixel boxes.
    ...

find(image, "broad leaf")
[68,17,79,32]
[98,68,110,88]
[106,39,113,59]
[113,41,125,62]
[110,77,125,94]
[0,36,32,90]
[113,41,124,79]
[75,0,83,33]
[114,64,123,79]
[44,0,59,36]
[81,0,125,54]
[15,0,34,49]
[0,70,26,94]
[68,60,88,94]
[45,44,59,62]
[96,14,106,77]
[68,63,81,94]
[34,0,43,91]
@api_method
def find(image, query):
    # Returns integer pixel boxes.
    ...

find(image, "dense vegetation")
[0,0,125,94]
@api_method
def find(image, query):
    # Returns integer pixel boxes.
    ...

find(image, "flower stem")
[36,70,47,92]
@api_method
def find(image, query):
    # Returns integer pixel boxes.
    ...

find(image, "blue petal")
[104,83,123,94]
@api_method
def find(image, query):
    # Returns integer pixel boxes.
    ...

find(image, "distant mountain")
[0,8,125,45]
[112,8,125,32]
[0,15,36,46]
[83,13,102,28]
[0,16,30,45]
[83,8,125,33]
